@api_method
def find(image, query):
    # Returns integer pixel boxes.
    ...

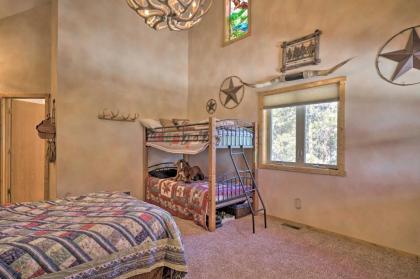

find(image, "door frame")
[0,93,51,204]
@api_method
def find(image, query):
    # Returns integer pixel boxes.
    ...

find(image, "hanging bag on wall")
[47,140,56,163]
[36,116,56,139]
[36,100,56,163]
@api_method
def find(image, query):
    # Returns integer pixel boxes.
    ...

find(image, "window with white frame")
[259,78,345,175]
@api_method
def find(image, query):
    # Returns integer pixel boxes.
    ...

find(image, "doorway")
[1,96,49,203]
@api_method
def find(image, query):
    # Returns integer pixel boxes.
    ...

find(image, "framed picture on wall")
[280,30,322,72]
[223,0,251,46]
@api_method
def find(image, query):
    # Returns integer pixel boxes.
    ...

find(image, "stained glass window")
[224,0,250,44]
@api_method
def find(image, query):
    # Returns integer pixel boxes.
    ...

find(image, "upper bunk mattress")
[147,129,209,154]
[0,192,186,279]
[146,120,254,154]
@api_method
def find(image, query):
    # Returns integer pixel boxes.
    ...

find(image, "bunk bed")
[143,117,267,233]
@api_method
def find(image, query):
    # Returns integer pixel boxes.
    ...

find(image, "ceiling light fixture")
[127,0,213,31]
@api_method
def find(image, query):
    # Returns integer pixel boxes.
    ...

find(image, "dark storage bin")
[226,202,252,219]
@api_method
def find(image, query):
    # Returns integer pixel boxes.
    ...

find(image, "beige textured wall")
[0,2,51,94]
[56,0,188,199]
[188,0,420,255]
[0,0,50,19]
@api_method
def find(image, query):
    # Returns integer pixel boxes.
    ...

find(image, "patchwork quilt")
[146,177,250,230]
[0,192,187,279]
[147,177,209,230]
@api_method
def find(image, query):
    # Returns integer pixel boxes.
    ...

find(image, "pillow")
[173,119,190,126]
[139,119,162,129]
[173,119,197,131]
[160,119,178,132]
[160,119,175,127]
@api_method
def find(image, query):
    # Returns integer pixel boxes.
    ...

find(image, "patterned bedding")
[146,177,250,230]
[146,120,254,155]
[0,192,187,279]
[147,129,209,155]
[147,177,209,229]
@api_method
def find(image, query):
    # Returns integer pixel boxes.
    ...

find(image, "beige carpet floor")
[175,216,420,279]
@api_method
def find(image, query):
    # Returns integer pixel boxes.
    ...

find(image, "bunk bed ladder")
[228,146,267,233]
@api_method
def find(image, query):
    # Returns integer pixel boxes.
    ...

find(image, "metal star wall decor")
[206,99,217,114]
[219,76,245,109]
[376,25,420,86]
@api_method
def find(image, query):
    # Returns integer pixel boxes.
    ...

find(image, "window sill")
[259,162,346,176]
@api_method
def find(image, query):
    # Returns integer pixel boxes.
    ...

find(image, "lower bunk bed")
[147,163,253,230]
[0,192,187,279]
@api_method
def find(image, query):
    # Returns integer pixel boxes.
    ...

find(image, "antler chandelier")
[127,0,213,31]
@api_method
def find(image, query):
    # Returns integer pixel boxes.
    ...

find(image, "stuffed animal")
[174,159,205,183]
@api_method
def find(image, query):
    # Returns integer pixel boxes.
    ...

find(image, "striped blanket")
[146,130,209,155]
[0,192,187,279]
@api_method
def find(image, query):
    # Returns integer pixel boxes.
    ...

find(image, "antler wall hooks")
[98,109,139,122]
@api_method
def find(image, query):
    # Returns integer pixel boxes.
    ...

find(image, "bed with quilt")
[146,167,252,230]
[0,192,186,279]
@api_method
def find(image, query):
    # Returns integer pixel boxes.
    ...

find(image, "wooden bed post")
[252,122,259,213]
[143,127,148,201]
[208,117,217,232]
